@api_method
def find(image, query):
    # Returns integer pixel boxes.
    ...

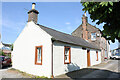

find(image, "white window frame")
[91,33,96,41]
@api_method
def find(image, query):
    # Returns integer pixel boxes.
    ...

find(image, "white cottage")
[12,3,101,78]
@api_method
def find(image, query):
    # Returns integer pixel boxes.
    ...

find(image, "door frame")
[87,50,91,67]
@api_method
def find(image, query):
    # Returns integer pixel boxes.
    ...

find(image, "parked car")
[104,57,108,59]
[0,57,2,69]
[0,56,11,68]
[110,53,120,60]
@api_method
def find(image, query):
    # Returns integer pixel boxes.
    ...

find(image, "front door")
[87,50,91,67]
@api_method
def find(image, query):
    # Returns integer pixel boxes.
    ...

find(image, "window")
[82,47,86,50]
[64,46,71,64]
[91,33,96,41]
[35,46,42,65]
[96,51,98,61]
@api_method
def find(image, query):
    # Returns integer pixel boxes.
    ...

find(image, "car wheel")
[8,63,11,67]
[114,57,116,60]
[110,57,112,59]
[0,64,2,69]
[110,57,113,60]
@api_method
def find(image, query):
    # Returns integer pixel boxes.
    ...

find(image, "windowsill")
[35,63,42,65]
[64,62,71,64]
[91,40,96,42]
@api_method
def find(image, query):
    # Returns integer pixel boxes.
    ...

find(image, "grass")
[9,68,48,78]
[10,68,16,70]
[35,76,48,78]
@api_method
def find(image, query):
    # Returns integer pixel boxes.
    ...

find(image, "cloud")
[65,22,71,25]
[2,18,25,31]
[1,17,26,38]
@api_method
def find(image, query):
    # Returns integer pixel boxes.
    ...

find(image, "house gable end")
[14,21,52,45]
[86,23,101,33]
[12,21,52,77]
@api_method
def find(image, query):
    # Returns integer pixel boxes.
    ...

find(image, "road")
[0,60,120,79]
[56,60,120,78]
[81,60,120,78]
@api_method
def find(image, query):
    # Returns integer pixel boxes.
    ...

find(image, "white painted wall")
[90,49,101,66]
[12,21,52,78]
[53,41,101,76]
[106,41,111,58]
[0,43,3,49]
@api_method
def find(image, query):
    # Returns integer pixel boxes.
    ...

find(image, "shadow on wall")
[65,63,80,72]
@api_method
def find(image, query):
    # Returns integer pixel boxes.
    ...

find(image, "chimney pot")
[85,12,86,16]
[32,3,36,9]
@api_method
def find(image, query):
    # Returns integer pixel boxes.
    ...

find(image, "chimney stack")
[28,3,39,24]
[32,3,36,9]
[82,12,88,40]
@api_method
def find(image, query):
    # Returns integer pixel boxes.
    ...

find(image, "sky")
[1,2,119,50]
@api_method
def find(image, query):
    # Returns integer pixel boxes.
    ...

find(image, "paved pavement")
[0,66,26,79]
[56,60,120,78]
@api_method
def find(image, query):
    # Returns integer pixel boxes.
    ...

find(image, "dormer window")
[91,33,96,41]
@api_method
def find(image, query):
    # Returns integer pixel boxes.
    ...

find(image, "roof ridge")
[2,43,12,46]
[37,24,70,35]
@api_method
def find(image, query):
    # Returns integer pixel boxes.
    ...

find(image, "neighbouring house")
[0,42,12,56]
[111,48,120,56]
[12,3,102,78]
[72,13,110,62]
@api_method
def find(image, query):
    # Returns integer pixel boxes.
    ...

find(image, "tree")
[0,51,6,56]
[81,2,120,43]
[10,44,13,51]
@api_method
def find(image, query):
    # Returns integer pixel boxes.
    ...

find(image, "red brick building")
[72,14,110,62]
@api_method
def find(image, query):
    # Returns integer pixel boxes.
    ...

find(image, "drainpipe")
[51,39,55,78]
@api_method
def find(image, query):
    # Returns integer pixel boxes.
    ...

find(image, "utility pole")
[118,42,120,48]
[118,42,120,54]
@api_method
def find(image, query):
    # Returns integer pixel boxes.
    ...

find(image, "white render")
[12,21,52,77]
[106,40,111,58]
[53,41,101,76]
[12,21,101,78]
[0,42,4,49]
[90,49,101,66]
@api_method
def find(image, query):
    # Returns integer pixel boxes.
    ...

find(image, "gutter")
[51,39,55,78]
[53,39,101,51]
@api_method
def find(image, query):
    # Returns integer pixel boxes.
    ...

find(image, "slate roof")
[2,43,11,47]
[37,24,101,50]
[72,23,101,34]
[112,48,120,51]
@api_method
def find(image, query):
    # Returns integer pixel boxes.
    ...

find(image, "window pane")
[65,47,70,63]
[91,33,96,40]
[65,48,69,55]
[37,47,41,63]
[65,55,67,60]
[66,56,69,62]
